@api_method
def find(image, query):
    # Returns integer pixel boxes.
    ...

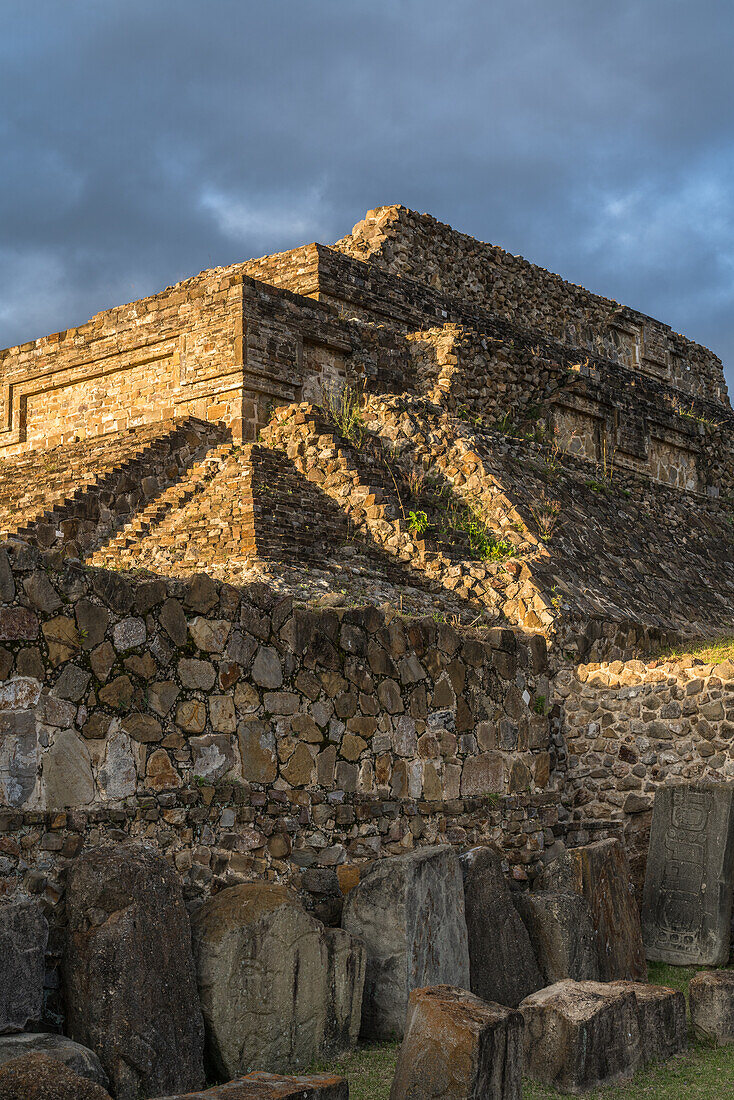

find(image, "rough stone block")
[323,927,367,1055]
[149,1073,348,1099]
[540,839,646,981]
[0,710,38,809]
[342,845,470,1039]
[607,981,687,1064]
[459,845,543,1007]
[513,890,599,983]
[520,979,641,1094]
[191,884,364,1077]
[690,969,734,1045]
[389,985,523,1100]
[63,842,205,1100]
[642,782,734,966]
[0,1052,111,1099]
[0,1033,108,1088]
[0,899,48,1034]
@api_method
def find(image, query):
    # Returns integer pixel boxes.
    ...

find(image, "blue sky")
[2,1,734,389]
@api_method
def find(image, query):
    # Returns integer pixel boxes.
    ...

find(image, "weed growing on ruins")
[533,695,546,715]
[530,496,561,541]
[407,509,429,535]
[667,395,723,431]
[320,382,365,447]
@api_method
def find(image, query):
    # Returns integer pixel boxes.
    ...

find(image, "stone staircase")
[0,417,224,556]
[260,404,528,616]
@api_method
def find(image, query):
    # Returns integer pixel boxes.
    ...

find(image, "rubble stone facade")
[2,204,734,1017]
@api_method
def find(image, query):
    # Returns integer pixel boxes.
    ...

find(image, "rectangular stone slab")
[151,1073,349,1099]
[520,979,641,1094]
[389,984,523,1100]
[642,781,734,966]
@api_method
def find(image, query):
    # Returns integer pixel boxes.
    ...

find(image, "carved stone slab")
[642,781,734,966]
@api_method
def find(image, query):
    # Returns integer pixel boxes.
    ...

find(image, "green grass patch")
[311,1040,400,1100]
[660,635,734,665]
[315,964,734,1098]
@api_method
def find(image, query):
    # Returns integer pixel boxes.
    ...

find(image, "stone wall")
[0,265,357,457]
[335,205,729,406]
[0,540,558,904]
[556,652,734,887]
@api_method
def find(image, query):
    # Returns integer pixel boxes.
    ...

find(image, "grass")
[311,1040,400,1100]
[315,964,734,1099]
[660,635,734,664]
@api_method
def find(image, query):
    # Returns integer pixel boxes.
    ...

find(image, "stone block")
[520,979,641,1093]
[389,985,523,1100]
[149,1073,348,1099]
[459,845,543,1007]
[63,842,205,1100]
[0,900,48,1034]
[642,782,734,966]
[322,927,367,1055]
[540,839,646,981]
[607,981,687,1063]
[191,884,365,1077]
[690,970,734,1045]
[0,1052,112,1099]
[0,710,38,808]
[341,845,470,1039]
[513,890,599,983]
[42,728,95,809]
[0,1034,108,1088]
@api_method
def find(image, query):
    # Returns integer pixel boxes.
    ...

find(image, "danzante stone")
[642,781,734,966]
[342,845,470,1039]
[63,842,205,1100]
[459,845,543,1007]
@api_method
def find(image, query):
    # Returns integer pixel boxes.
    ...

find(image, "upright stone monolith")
[642,781,734,966]
[342,846,470,1039]
[540,838,646,981]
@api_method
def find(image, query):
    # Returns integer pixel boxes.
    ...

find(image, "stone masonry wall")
[556,652,734,888]
[335,205,729,406]
[0,540,558,903]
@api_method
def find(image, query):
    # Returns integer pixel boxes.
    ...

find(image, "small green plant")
[408,509,429,535]
[530,496,561,541]
[320,382,364,447]
[533,695,546,715]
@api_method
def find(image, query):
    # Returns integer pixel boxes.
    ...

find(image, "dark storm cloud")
[2,0,734,385]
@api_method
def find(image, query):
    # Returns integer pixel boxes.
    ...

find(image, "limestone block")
[690,970,734,1045]
[96,724,138,800]
[191,884,365,1077]
[607,981,687,1063]
[42,729,95,809]
[0,1034,108,1088]
[190,734,236,782]
[149,1073,349,1099]
[341,845,470,1039]
[0,1052,111,1100]
[389,985,523,1100]
[513,890,599,983]
[0,710,38,808]
[540,839,646,981]
[642,782,734,966]
[459,845,543,1007]
[63,843,205,1100]
[520,979,641,1093]
[0,900,48,1034]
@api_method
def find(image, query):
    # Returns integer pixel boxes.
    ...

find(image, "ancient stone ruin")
[2,204,734,1095]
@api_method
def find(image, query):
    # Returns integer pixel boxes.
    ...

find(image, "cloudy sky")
[2,1,734,387]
